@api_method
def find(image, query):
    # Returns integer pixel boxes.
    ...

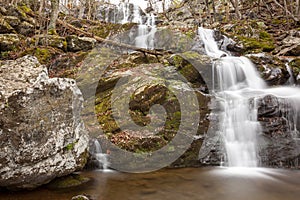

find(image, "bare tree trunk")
[297,0,300,17]
[38,0,45,15]
[212,0,217,22]
[49,0,59,34]
[225,0,230,22]
[234,0,241,19]
[78,0,86,19]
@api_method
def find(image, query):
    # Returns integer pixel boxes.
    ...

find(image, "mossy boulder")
[0,18,15,33]
[33,35,67,51]
[48,52,88,78]
[247,53,290,86]
[221,20,275,53]
[47,174,90,189]
[81,49,212,168]
[289,58,300,84]
[153,28,194,52]
[168,51,212,91]
[20,47,61,65]
[3,16,21,28]
[0,33,20,51]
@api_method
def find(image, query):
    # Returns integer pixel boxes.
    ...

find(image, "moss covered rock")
[33,35,67,51]
[221,20,275,53]
[3,16,21,28]
[80,48,212,168]
[47,174,90,189]
[0,33,20,51]
[0,18,15,34]
[289,58,300,84]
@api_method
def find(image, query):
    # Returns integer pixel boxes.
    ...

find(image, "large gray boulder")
[0,55,89,189]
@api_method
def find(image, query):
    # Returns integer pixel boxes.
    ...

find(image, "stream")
[1,167,299,200]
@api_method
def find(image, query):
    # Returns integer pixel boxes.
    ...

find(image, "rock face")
[0,56,89,189]
[82,49,212,169]
[0,34,20,51]
[276,29,300,56]
[255,95,300,167]
[248,53,290,86]
[66,35,96,52]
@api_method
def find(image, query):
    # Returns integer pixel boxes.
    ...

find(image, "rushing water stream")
[198,27,300,167]
[1,3,299,199]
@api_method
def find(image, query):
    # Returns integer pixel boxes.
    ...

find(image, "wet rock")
[0,18,15,33]
[47,174,90,189]
[0,56,89,189]
[247,53,290,86]
[0,34,20,51]
[255,95,300,166]
[289,58,300,85]
[66,35,97,52]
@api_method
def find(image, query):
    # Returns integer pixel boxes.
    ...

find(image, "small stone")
[71,195,90,200]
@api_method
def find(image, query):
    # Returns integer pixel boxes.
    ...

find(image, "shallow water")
[1,167,300,200]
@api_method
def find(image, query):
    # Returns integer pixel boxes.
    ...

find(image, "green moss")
[65,143,75,151]
[259,31,271,40]
[18,4,33,13]
[33,48,52,64]
[47,174,90,189]
[48,29,57,35]
[237,35,275,53]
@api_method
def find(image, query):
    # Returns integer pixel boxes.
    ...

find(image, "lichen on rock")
[0,55,89,189]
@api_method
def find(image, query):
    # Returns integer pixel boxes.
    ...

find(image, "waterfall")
[98,2,157,49]
[198,27,300,167]
[93,140,110,170]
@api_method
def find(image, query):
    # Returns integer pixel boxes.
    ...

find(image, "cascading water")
[92,139,110,170]
[198,27,300,167]
[99,2,157,49]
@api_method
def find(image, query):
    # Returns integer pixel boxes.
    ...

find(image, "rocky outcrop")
[66,35,97,52]
[0,18,15,34]
[275,29,300,56]
[0,34,20,51]
[33,35,67,51]
[81,49,212,170]
[255,95,300,167]
[0,56,89,189]
[289,58,300,85]
[247,53,290,86]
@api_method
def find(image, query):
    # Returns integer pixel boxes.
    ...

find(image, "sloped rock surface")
[255,95,300,166]
[0,56,89,189]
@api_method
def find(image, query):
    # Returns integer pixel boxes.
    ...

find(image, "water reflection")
[0,168,299,200]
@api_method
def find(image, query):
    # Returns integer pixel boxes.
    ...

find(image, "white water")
[100,2,157,49]
[94,140,110,171]
[198,27,300,167]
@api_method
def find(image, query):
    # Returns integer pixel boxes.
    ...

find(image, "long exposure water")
[198,27,300,167]
[1,168,299,200]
